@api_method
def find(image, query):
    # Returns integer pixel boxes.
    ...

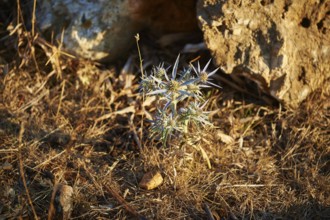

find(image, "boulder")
[36,0,198,62]
[197,0,330,108]
[36,0,143,62]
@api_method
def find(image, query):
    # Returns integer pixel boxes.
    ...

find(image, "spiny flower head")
[168,79,181,93]
[152,64,167,79]
[140,54,220,146]
[191,59,221,89]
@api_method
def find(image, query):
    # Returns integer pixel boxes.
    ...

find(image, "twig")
[104,185,147,220]
[30,0,41,73]
[135,34,144,79]
[135,34,145,149]
[16,0,25,31]
[31,0,37,37]
[214,74,259,99]
[47,183,57,220]
[214,74,275,105]
[130,114,142,150]
[18,89,48,112]
[34,36,76,59]
[95,106,135,122]
[18,122,38,219]
[0,149,18,153]
[219,184,278,189]
[203,203,215,220]
[56,80,66,118]
[33,149,67,169]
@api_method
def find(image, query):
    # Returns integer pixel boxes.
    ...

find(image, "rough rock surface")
[139,170,164,190]
[36,0,143,62]
[197,0,330,108]
[36,0,198,62]
[48,184,73,220]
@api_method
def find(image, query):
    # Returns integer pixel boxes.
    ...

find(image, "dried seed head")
[169,118,176,128]
[200,71,209,83]
[168,79,180,92]
[170,91,179,101]
[154,67,167,78]
[140,77,155,93]
[187,83,199,92]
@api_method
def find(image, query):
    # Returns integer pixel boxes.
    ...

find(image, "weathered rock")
[139,170,163,190]
[36,0,143,62]
[36,0,198,62]
[48,184,73,220]
[197,0,330,108]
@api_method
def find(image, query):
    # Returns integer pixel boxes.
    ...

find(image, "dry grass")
[0,2,329,220]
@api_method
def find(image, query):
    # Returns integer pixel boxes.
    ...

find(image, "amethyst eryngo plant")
[140,55,220,146]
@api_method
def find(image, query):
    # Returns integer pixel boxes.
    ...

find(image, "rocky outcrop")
[36,0,143,62]
[35,0,329,107]
[36,0,198,62]
[197,0,330,108]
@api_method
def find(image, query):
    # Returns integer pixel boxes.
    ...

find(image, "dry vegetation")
[0,2,329,220]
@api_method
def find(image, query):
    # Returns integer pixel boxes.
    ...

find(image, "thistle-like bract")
[140,55,220,146]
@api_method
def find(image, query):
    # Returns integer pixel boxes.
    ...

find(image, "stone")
[197,0,330,108]
[36,0,143,62]
[139,170,163,190]
[48,184,73,220]
[36,0,198,62]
